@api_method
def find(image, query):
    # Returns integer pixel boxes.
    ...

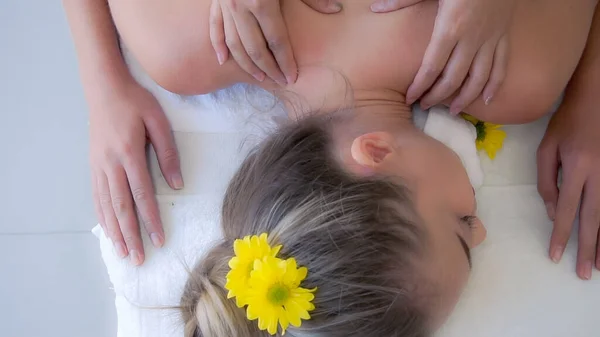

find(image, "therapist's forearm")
[62,0,132,103]
[562,3,600,110]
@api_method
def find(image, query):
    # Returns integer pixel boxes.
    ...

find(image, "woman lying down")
[64,0,600,335]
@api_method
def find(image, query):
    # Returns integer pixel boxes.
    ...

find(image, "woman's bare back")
[109,0,597,123]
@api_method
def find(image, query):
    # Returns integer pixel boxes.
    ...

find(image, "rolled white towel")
[421,106,485,189]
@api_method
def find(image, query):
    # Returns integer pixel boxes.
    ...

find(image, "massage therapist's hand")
[371,0,516,113]
[537,101,600,280]
[210,0,342,85]
[89,80,182,266]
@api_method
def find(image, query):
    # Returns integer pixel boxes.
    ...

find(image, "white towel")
[419,106,484,189]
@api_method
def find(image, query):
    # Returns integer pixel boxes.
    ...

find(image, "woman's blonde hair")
[181,116,431,337]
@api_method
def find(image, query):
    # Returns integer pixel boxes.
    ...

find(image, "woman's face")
[344,127,486,327]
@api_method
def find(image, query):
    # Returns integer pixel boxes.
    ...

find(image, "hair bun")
[181,243,258,337]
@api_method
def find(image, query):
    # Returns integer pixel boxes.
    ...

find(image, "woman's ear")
[350,132,396,169]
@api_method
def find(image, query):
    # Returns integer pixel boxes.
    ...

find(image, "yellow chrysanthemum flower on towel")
[462,114,507,160]
[225,233,282,307]
[245,256,316,335]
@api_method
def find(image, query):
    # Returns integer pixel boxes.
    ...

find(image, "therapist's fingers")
[449,41,494,115]
[210,0,229,65]
[223,8,265,82]
[108,167,145,266]
[370,0,424,12]
[143,105,182,191]
[577,182,600,280]
[254,3,297,84]
[420,39,478,110]
[97,172,128,259]
[92,171,106,234]
[537,139,559,221]
[550,164,586,264]
[123,147,164,251]
[482,35,509,105]
[406,24,457,105]
[235,9,287,85]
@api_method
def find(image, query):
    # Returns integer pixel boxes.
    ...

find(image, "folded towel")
[420,106,484,189]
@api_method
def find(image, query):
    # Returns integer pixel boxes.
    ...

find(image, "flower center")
[475,121,486,142]
[267,284,290,306]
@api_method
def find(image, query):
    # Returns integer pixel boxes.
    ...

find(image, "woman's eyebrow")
[456,233,472,269]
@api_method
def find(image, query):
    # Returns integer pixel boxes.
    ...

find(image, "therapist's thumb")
[144,108,184,191]
[371,0,424,13]
[302,0,342,13]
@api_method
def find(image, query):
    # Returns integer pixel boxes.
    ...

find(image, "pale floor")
[0,1,117,336]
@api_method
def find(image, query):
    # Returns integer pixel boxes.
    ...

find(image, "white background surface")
[0,1,117,336]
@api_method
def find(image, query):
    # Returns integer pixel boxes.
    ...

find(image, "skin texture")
[109,0,595,124]
[212,0,511,114]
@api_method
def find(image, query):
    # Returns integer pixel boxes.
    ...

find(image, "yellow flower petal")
[462,115,507,160]
[286,305,302,327]
[267,315,278,335]
[278,307,289,335]
[272,245,282,257]
[240,256,317,335]
[225,234,283,309]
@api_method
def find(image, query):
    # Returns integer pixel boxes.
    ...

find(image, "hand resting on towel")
[63,0,183,265]
[537,24,600,279]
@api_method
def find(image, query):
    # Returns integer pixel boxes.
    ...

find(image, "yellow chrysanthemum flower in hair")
[462,114,507,160]
[245,256,317,335]
[225,233,281,307]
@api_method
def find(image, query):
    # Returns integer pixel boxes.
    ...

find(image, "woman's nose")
[472,217,487,247]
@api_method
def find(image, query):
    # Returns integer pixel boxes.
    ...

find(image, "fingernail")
[581,261,593,280]
[450,104,463,115]
[130,249,143,266]
[545,203,555,221]
[151,233,164,248]
[276,76,288,86]
[285,75,295,85]
[551,245,564,263]
[114,242,128,259]
[171,174,184,190]
[217,51,225,65]
[484,95,493,105]
[406,89,418,105]
[370,2,386,12]
[331,2,342,11]
[253,72,265,82]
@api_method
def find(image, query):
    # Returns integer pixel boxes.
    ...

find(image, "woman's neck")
[275,72,412,124]
[348,98,415,137]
